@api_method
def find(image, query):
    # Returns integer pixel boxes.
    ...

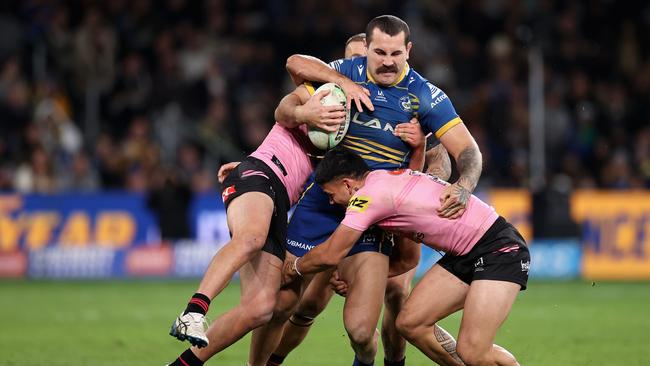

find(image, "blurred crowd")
[0,0,648,196]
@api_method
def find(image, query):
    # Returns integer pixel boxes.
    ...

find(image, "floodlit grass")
[1,280,648,365]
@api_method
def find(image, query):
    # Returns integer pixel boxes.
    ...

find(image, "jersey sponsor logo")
[222,185,236,202]
[357,64,364,76]
[374,89,387,103]
[399,95,411,112]
[287,239,315,251]
[348,196,372,212]
[408,76,415,84]
[351,112,395,133]
[430,93,448,108]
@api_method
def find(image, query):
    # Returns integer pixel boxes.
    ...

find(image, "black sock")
[384,357,405,366]
[267,353,286,365]
[184,293,211,315]
[353,355,374,366]
[169,349,204,366]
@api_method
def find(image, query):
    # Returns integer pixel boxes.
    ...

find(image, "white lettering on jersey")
[374,89,387,103]
[430,93,448,108]
[351,112,395,133]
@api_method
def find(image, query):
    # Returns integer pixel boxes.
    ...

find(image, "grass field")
[1,280,649,365]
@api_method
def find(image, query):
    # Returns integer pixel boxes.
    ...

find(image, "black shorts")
[221,157,290,261]
[437,217,530,290]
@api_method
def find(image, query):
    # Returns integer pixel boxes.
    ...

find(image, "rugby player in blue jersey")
[252,15,482,366]
[264,33,461,366]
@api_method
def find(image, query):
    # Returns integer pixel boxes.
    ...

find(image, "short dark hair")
[345,33,366,47]
[365,15,410,46]
[315,147,370,185]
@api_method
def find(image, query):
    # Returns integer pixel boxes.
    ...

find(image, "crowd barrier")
[1,190,648,280]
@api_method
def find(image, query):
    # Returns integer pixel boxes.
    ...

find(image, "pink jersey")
[341,170,499,256]
[249,123,314,205]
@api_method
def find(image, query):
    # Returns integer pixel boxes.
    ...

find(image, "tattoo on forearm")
[452,182,470,206]
[456,146,482,192]
[426,145,452,180]
[434,325,465,365]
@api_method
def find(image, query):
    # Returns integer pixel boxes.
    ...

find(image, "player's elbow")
[458,142,481,162]
[286,54,300,69]
[286,54,305,77]
[274,105,281,122]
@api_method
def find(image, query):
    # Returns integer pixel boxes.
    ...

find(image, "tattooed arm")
[434,324,465,365]
[425,144,452,181]
[437,122,482,219]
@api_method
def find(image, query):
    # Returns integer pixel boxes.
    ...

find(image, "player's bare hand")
[394,118,425,149]
[295,90,347,132]
[338,78,374,113]
[329,270,348,297]
[217,162,240,183]
[438,182,470,219]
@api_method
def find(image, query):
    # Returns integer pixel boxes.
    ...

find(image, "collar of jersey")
[366,62,410,87]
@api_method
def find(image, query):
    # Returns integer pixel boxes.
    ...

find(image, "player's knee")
[346,321,377,348]
[233,231,267,255]
[395,312,414,341]
[245,293,277,328]
[395,311,418,341]
[456,339,489,366]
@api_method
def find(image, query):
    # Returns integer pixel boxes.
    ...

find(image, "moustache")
[376,65,398,74]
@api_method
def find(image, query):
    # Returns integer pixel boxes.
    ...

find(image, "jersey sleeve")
[417,82,462,139]
[328,58,355,78]
[340,186,393,232]
[425,133,440,151]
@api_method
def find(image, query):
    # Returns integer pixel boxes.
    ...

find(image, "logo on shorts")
[521,260,530,273]
[360,232,379,244]
[348,196,371,212]
[474,257,484,272]
[222,185,236,202]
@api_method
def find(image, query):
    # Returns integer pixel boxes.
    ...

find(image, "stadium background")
[0,0,649,365]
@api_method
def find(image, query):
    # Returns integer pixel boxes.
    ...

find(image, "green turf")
[0,280,648,365]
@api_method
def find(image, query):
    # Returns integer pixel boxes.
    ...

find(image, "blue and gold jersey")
[305,56,461,170]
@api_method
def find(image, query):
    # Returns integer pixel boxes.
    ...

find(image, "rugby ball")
[308,83,350,150]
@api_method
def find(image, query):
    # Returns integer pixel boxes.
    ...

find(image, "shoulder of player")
[329,56,367,83]
[408,71,442,97]
[365,170,400,193]
[410,77,452,114]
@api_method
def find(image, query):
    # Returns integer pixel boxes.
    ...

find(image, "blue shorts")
[286,174,393,257]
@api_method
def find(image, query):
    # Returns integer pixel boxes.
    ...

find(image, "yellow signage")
[572,191,650,279]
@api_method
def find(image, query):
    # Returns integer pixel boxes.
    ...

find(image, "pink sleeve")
[341,186,393,232]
